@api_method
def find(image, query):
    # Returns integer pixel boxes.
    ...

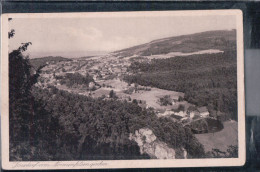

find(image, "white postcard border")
[1,10,245,170]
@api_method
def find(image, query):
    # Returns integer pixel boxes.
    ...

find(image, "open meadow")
[195,120,238,152]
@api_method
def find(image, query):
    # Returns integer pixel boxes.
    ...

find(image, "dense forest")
[10,82,206,160]
[124,51,237,120]
[27,87,204,159]
[58,72,94,88]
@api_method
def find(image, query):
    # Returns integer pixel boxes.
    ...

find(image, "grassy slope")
[195,120,238,152]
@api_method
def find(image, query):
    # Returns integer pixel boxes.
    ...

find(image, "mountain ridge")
[114,30,236,57]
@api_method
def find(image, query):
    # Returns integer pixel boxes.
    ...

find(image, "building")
[174,110,187,118]
[189,110,200,119]
[88,82,96,90]
[198,106,210,117]
[187,106,200,119]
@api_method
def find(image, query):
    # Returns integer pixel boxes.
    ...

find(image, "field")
[96,79,128,91]
[195,120,238,152]
[130,88,184,110]
[91,87,111,98]
[95,79,186,111]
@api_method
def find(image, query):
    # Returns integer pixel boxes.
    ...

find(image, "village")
[36,54,216,133]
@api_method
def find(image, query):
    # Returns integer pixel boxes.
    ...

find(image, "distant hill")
[30,56,72,69]
[114,30,236,57]
[77,56,95,60]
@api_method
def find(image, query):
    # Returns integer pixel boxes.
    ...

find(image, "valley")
[35,49,222,130]
[25,30,238,160]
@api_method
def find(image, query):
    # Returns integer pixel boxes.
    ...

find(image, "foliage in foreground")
[18,86,204,160]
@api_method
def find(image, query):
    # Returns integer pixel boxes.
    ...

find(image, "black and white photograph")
[1,10,245,169]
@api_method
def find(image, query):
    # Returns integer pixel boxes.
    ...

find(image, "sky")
[9,14,236,58]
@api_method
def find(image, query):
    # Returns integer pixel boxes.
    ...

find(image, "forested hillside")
[20,86,204,160]
[124,50,237,120]
[30,56,72,70]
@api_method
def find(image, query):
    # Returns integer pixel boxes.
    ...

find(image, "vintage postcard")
[1,10,245,170]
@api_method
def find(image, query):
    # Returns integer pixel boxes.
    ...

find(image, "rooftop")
[198,106,208,113]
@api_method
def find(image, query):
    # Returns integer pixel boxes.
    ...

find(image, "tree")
[159,95,172,106]
[8,18,15,38]
[109,90,117,99]
[9,27,35,143]
[176,104,185,112]
[8,19,46,160]
[178,96,184,102]
[226,145,238,158]
[209,145,238,158]
[132,99,138,104]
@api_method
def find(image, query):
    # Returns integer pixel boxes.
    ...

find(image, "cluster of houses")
[36,54,133,92]
[157,105,210,124]
[96,58,129,78]
[38,52,153,93]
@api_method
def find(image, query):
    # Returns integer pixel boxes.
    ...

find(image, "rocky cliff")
[129,128,179,159]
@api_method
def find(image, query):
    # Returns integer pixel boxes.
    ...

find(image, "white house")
[174,111,187,118]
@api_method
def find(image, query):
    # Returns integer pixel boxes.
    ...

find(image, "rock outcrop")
[129,128,176,159]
